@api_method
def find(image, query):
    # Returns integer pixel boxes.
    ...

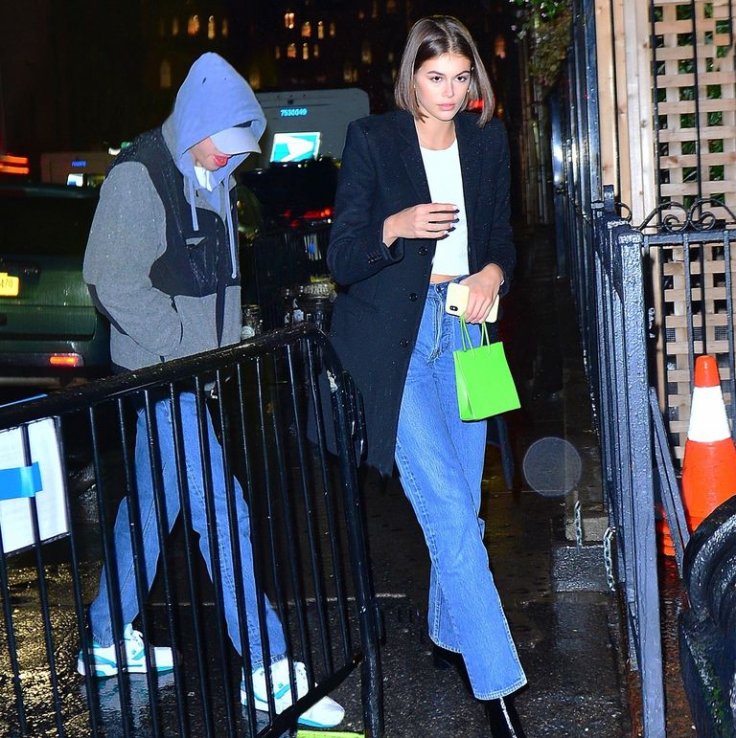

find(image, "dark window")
[0,194,97,257]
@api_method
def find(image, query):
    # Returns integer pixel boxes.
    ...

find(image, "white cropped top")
[420,140,469,276]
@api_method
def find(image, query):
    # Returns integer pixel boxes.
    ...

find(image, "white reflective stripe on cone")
[688,385,732,443]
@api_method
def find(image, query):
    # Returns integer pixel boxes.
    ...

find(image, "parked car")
[239,156,338,230]
[0,183,110,386]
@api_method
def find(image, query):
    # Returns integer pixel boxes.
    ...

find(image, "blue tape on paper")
[0,462,42,500]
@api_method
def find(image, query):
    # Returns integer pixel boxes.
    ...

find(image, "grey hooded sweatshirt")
[83,53,265,372]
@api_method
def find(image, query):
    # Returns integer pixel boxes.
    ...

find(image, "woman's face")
[413,52,472,124]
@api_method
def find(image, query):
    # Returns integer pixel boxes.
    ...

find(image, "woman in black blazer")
[327,16,527,736]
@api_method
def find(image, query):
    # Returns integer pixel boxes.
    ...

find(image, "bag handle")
[459,317,490,351]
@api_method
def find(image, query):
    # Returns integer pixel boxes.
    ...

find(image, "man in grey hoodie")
[80,53,344,729]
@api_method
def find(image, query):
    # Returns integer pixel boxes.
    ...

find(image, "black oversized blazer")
[326,109,516,476]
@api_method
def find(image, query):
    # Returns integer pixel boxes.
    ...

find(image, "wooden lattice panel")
[653,0,736,219]
[658,237,736,461]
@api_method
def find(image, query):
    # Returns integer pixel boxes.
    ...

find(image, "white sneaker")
[77,623,175,678]
[240,658,345,728]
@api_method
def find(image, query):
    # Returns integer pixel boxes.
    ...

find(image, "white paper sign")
[0,417,69,554]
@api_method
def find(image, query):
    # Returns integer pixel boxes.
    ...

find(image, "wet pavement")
[0,225,696,736]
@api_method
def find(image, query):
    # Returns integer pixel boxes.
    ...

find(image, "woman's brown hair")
[394,16,495,126]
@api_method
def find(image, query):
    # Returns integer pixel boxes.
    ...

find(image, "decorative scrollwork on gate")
[637,198,736,233]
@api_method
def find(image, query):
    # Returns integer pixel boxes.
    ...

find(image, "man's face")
[189,137,232,171]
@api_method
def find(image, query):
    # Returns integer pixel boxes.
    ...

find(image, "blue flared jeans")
[394,282,527,700]
[89,392,286,668]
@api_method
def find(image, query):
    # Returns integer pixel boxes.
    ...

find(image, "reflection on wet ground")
[657,560,694,737]
[0,384,366,738]
[0,576,350,737]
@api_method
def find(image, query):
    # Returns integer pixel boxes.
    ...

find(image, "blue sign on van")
[270,132,321,163]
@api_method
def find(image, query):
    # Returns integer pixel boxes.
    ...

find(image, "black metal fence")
[577,189,666,738]
[644,201,736,456]
[567,183,736,736]
[635,198,736,737]
[0,323,383,738]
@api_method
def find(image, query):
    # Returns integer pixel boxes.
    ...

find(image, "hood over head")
[163,52,265,187]
[161,53,265,279]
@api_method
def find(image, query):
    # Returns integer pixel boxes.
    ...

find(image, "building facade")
[1,1,515,173]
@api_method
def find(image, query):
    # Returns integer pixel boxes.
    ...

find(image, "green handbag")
[453,318,521,421]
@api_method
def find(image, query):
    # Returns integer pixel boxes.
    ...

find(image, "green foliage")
[513,0,572,90]
[513,0,569,21]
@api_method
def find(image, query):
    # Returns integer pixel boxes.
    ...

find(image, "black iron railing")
[583,189,667,738]
[0,323,382,738]
[572,187,736,737]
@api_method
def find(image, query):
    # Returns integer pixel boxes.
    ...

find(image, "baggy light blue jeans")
[394,282,527,700]
[89,392,286,668]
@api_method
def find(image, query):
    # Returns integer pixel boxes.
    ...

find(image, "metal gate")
[0,323,383,738]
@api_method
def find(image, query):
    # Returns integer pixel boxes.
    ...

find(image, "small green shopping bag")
[453,318,521,421]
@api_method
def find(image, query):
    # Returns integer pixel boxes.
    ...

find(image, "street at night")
[1,0,727,736]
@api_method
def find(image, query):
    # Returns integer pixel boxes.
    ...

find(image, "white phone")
[445,282,499,323]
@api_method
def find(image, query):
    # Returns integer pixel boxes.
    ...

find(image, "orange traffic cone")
[680,354,736,533]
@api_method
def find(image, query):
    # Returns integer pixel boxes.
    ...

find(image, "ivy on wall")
[513,0,572,90]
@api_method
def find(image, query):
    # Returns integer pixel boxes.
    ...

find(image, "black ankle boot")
[432,645,460,670]
[485,696,527,738]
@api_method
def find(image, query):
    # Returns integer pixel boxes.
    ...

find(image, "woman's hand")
[460,264,504,323]
[382,203,459,246]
